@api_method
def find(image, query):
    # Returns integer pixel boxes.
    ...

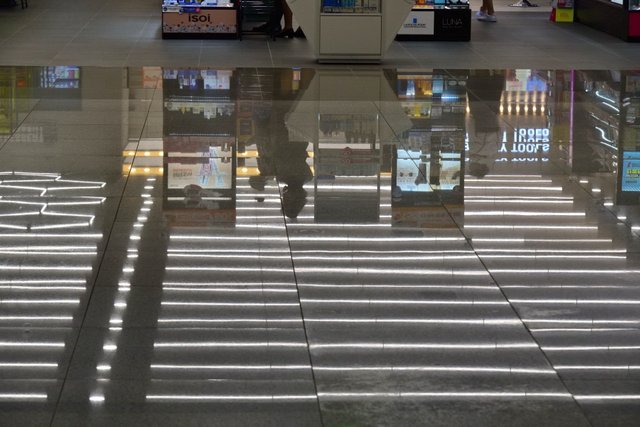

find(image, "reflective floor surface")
[1,66,640,426]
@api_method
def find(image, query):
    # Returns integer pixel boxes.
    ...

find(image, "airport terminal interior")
[1,0,640,426]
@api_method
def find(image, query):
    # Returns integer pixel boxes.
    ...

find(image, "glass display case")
[321,0,381,13]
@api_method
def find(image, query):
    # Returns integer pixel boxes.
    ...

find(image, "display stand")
[574,0,640,41]
[162,1,239,39]
[395,0,471,41]
[287,0,414,63]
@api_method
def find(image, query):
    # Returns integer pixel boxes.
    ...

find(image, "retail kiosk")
[287,0,415,62]
[396,0,471,41]
[575,0,640,41]
[162,0,239,39]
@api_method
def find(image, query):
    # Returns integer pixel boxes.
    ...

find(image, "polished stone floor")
[0,66,639,426]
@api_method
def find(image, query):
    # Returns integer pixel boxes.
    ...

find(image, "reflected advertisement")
[622,151,640,192]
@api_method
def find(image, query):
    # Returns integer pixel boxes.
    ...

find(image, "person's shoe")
[294,27,305,39]
[478,13,497,22]
[476,10,487,20]
[276,28,295,38]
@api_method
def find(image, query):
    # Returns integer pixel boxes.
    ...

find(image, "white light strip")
[304,318,521,325]
[464,211,584,217]
[300,299,507,306]
[465,186,563,191]
[472,238,611,243]
[165,267,292,273]
[288,237,465,243]
[555,365,640,371]
[481,255,625,260]
[542,345,640,351]
[490,269,640,274]
[292,255,478,261]
[524,319,640,325]
[0,316,73,321]
[154,342,307,348]
[161,302,299,307]
[146,394,317,401]
[157,318,302,324]
[531,328,636,333]
[574,395,640,401]
[465,225,597,230]
[0,342,64,348]
[317,392,572,399]
[0,363,58,368]
[294,267,489,276]
[475,249,625,254]
[0,394,48,400]
[298,284,497,291]
[0,233,101,238]
[465,200,573,205]
[0,299,79,305]
[151,364,310,370]
[465,179,553,183]
[311,343,537,350]
[163,287,297,293]
[511,299,640,305]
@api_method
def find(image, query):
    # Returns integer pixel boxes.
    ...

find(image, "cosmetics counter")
[396,0,471,41]
[162,0,239,39]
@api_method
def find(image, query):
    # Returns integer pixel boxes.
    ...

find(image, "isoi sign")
[189,14,212,22]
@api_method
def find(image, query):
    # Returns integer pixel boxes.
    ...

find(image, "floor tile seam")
[370,99,593,425]
[277,185,326,427]
[0,7,48,49]
[49,0,111,65]
[122,16,153,66]
[47,86,158,427]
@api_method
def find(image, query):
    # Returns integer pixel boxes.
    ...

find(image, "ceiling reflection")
[1,66,640,425]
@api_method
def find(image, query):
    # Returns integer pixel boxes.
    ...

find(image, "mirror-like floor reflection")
[0,66,639,426]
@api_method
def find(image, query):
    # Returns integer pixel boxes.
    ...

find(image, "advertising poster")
[622,152,640,192]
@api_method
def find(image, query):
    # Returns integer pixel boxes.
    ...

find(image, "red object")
[629,13,640,37]
[549,8,556,22]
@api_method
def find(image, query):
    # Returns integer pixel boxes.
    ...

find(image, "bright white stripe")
[465,186,563,191]
[531,328,637,333]
[161,302,299,307]
[154,342,307,348]
[511,299,640,305]
[295,268,488,276]
[0,341,64,348]
[524,319,640,325]
[311,343,537,350]
[465,179,553,183]
[475,249,625,254]
[0,299,79,305]
[163,287,297,293]
[157,318,301,324]
[0,362,58,368]
[543,345,640,351]
[0,316,73,321]
[465,225,597,230]
[151,364,310,370]
[301,299,507,306]
[481,255,625,260]
[292,255,478,261]
[472,238,611,243]
[167,254,291,260]
[305,318,521,325]
[555,365,640,371]
[146,394,317,401]
[464,211,584,217]
[317,392,571,399]
[465,200,573,204]
[574,395,640,401]
[0,233,101,239]
[0,393,48,400]
[166,266,291,273]
[491,269,640,274]
[298,284,497,291]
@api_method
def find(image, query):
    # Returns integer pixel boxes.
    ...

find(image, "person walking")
[476,0,497,22]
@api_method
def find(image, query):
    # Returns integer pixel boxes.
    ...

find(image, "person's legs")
[282,0,293,30]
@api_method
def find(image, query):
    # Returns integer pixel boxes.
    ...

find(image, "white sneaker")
[478,13,497,22]
[476,10,486,19]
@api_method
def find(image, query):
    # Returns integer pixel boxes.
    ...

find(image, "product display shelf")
[162,0,239,39]
[287,0,414,62]
[574,0,640,41]
[396,0,471,41]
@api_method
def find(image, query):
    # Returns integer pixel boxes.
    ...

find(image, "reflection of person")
[466,70,505,178]
[248,69,314,218]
